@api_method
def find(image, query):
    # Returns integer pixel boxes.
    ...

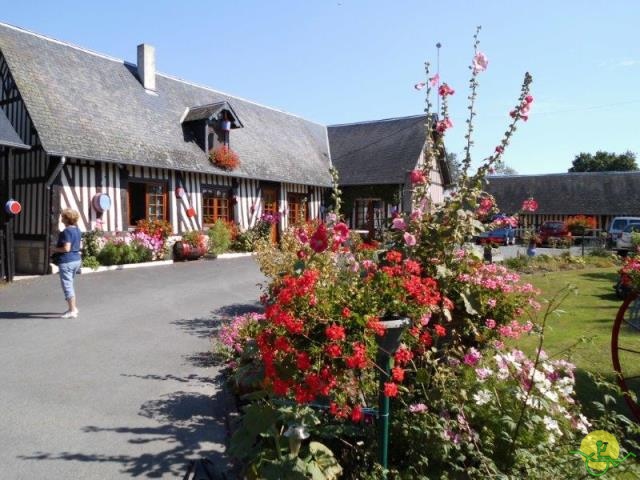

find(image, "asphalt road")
[0,257,264,479]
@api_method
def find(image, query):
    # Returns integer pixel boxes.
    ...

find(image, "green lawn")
[510,267,640,418]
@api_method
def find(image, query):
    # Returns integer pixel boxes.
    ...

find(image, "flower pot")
[376,317,410,356]
[173,241,205,261]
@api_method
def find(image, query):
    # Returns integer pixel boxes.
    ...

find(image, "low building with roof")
[328,115,450,234]
[485,172,640,230]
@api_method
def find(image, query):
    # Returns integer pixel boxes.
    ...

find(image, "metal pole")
[378,353,391,474]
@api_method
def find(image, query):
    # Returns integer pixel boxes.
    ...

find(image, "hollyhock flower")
[438,83,455,96]
[495,145,504,154]
[310,224,329,253]
[296,229,309,244]
[472,52,489,73]
[325,324,346,341]
[485,318,496,329]
[392,217,406,231]
[429,73,440,86]
[326,212,337,224]
[525,94,534,104]
[410,209,423,221]
[434,324,446,337]
[414,81,426,90]
[410,169,426,184]
[333,222,350,243]
[383,382,399,397]
[403,232,417,246]
[409,403,428,413]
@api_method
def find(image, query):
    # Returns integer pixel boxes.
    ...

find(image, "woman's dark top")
[56,226,81,264]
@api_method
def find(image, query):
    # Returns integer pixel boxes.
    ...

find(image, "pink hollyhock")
[495,145,504,154]
[414,82,426,90]
[410,209,423,221]
[472,52,489,73]
[403,232,417,246]
[310,224,329,253]
[410,169,426,184]
[429,73,440,86]
[333,222,350,243]
[524,94,534,104]
[296,229,309,244]
[438,83,455,96]
[392,218,407,231]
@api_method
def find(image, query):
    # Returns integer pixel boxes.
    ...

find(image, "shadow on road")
[172,303,262,339]
[0,311,63,320]
[19,382,232,478]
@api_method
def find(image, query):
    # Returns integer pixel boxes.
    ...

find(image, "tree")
[445,152,461,184]
[568,150,638,172]
[492,159,518,175]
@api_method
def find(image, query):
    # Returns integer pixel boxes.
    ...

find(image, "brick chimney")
[137,43,156,92]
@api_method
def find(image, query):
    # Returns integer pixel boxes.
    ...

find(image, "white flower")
[543,416,562,436]
[473,389,492,406]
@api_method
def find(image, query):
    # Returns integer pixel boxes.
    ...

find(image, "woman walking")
[52,208,82,318]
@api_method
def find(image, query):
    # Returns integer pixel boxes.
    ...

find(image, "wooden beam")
[0,96,19,106]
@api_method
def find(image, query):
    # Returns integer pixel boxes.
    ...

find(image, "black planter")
[376,317,410,357]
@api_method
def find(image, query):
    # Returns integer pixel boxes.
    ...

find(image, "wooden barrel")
[173,241,205,261]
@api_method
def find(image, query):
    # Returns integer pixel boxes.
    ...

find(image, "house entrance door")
[262,185,279,244]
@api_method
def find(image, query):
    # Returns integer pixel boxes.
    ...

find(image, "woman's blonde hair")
[61,208,80,226]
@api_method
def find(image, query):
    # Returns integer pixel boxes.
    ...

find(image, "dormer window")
[181,101,243,153]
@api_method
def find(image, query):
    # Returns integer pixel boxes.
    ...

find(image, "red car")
[537,221,571,245]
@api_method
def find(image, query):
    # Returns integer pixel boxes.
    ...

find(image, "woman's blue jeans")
[59,260,81,300]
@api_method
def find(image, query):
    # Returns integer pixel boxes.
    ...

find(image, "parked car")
[537,221,571,245]
[608,217,640,247]
[615,223,640,253]
[475,227,515,245]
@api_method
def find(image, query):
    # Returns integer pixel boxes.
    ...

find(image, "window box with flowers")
[209,145,240,171]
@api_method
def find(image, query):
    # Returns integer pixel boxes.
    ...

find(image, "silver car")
[615,223,640,252]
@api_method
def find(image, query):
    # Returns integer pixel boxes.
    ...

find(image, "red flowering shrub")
[209,145,240,170]
[566,214,597,234]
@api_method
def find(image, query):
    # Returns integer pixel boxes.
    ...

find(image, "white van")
[608,217,640,245]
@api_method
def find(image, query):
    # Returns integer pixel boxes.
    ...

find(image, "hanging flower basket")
[209,145,240,171]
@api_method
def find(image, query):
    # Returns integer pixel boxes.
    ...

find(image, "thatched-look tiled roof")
[485,172,640,215]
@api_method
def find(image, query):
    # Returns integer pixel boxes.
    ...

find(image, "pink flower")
[409,403,428,413]
[495,145,504,154]
[438,83,455,97]
[429,73,440,86]
[485,318,496,329]
[333,222,350,243]
[463,347,482,366]
[309,224,329,253]
[410,169,426,185]
[524,94,534,104]
[493,340,504,350]
[296,229,309,244]
[414,82,426,90]
[475,367,492,381]
[410,209,423,221]
[521,197,538,213]
[403,232,417,246]
[472,52,489,73]
[392,218,406,231]
[419,313,431,326]
[487,298,497,308]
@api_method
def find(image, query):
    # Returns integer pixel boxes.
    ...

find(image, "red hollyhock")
[325,324,346,341]
[310,224,329,253]
[383,382,399,397]
[333,222,350,243]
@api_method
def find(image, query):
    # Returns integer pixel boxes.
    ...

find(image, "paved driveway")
[0,257,263,479]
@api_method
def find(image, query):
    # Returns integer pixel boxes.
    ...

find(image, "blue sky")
[3,1,640,174]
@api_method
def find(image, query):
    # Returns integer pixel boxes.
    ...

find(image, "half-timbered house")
[0,22,331,274]
[328,115,451,235]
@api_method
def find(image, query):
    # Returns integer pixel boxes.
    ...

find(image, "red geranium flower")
[351,405,364,423]
[434,324,446,337]
[325,324,346,341]
[392,367,405,382]
[383,382,399,397]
